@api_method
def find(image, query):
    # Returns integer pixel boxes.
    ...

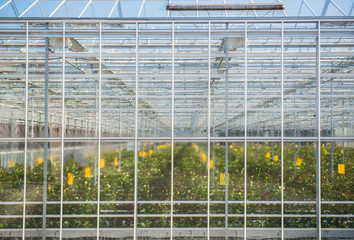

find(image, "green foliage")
[0,142,352,229]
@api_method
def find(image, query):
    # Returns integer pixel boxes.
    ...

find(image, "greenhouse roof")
[0,0,353,19]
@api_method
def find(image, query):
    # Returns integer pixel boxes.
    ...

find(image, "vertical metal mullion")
[207,21,211,240]
[42,23,49,240]
[224,23,229,236]
[22,21,28,240]
[170,21,175,240]
[97,21,102,240]
[134,22,139,240]
[316,20,321,240]
[244,21,248,240]
[281,21,284,240]
[59,22,65,240]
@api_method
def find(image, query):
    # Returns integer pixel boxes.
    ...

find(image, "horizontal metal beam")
[166,3,285,11]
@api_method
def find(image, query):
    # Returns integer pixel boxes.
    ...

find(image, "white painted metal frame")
[22,21,28,240]
[316,21,321,240]
[134,22,139,240]
[207,21,211,240]
[244,21,248,240]
[0,18,353,240]
[97,21,102,240]
[59,22,66,240]
[170,21,175,240]
[280,20,284,240]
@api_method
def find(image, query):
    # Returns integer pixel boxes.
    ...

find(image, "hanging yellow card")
[220,173,229,185]
[209,160,213,169]
[9,160,15,168]
[296,157,302,166]
[84,167,91,178]
[100,159,105,168]
[202,154,207,162]
[68,173,73,185]
[338,164,345,175]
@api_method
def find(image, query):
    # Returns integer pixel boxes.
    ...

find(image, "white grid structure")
[0,18,353,240]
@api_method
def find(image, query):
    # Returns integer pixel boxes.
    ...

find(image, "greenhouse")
[0,0,353,239]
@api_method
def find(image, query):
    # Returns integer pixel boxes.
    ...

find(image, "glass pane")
[0,29,26,138]
[321,141,353,235]
[173,142,207,236]
[211,24,245,137]
[0,141,24,229]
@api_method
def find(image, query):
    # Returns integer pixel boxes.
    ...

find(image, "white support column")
[244,21,248,240]
[22,21,28,240]
[316,20,321,240]
[134,22,139,240]
[170,21,175,240]
[97,21,102,240]
[207,21,211,240]
[59,22,65,240]
[281,20,284,240]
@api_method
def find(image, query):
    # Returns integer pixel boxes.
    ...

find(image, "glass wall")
[0,20,353,239]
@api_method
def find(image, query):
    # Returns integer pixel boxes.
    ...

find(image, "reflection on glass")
[63,141,98,201]
[0,142,24,229]
[100,142,134,201]
[247,142,281,201]
[321,141,353,229]
[174,142,207,230]
[138,142,171,201]
[284,142,316,201]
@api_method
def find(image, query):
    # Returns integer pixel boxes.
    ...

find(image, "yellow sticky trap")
[250,152,254,157]
[100,159,105,168]
[338,164,345,175]
[265,152,271,158]
[296,158,302,166]
[149,149,154,156]
[322,144,325,148]
[114,157,118,166]
[9,160,15,168]
[209,160,213,169]
[139,151,143,157]
[116,149,119,153]
[234,148,238,153]
[38,157,43,164]
[162,145,166,148]
[143,152,147,157]
[340,149,344,154]
[157,146,160,150]
[150,142,153,145]
[241,147,244,153]
[266,146,269,150]
[274,155,279,162]
[324,149,327,155]
[84,167,91,178]
[230,145,233,149]
[202,154,207,163]
[68,173,73,185]
[219,173,230,186]
[216,143,220,146]
[50,155,53,161]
